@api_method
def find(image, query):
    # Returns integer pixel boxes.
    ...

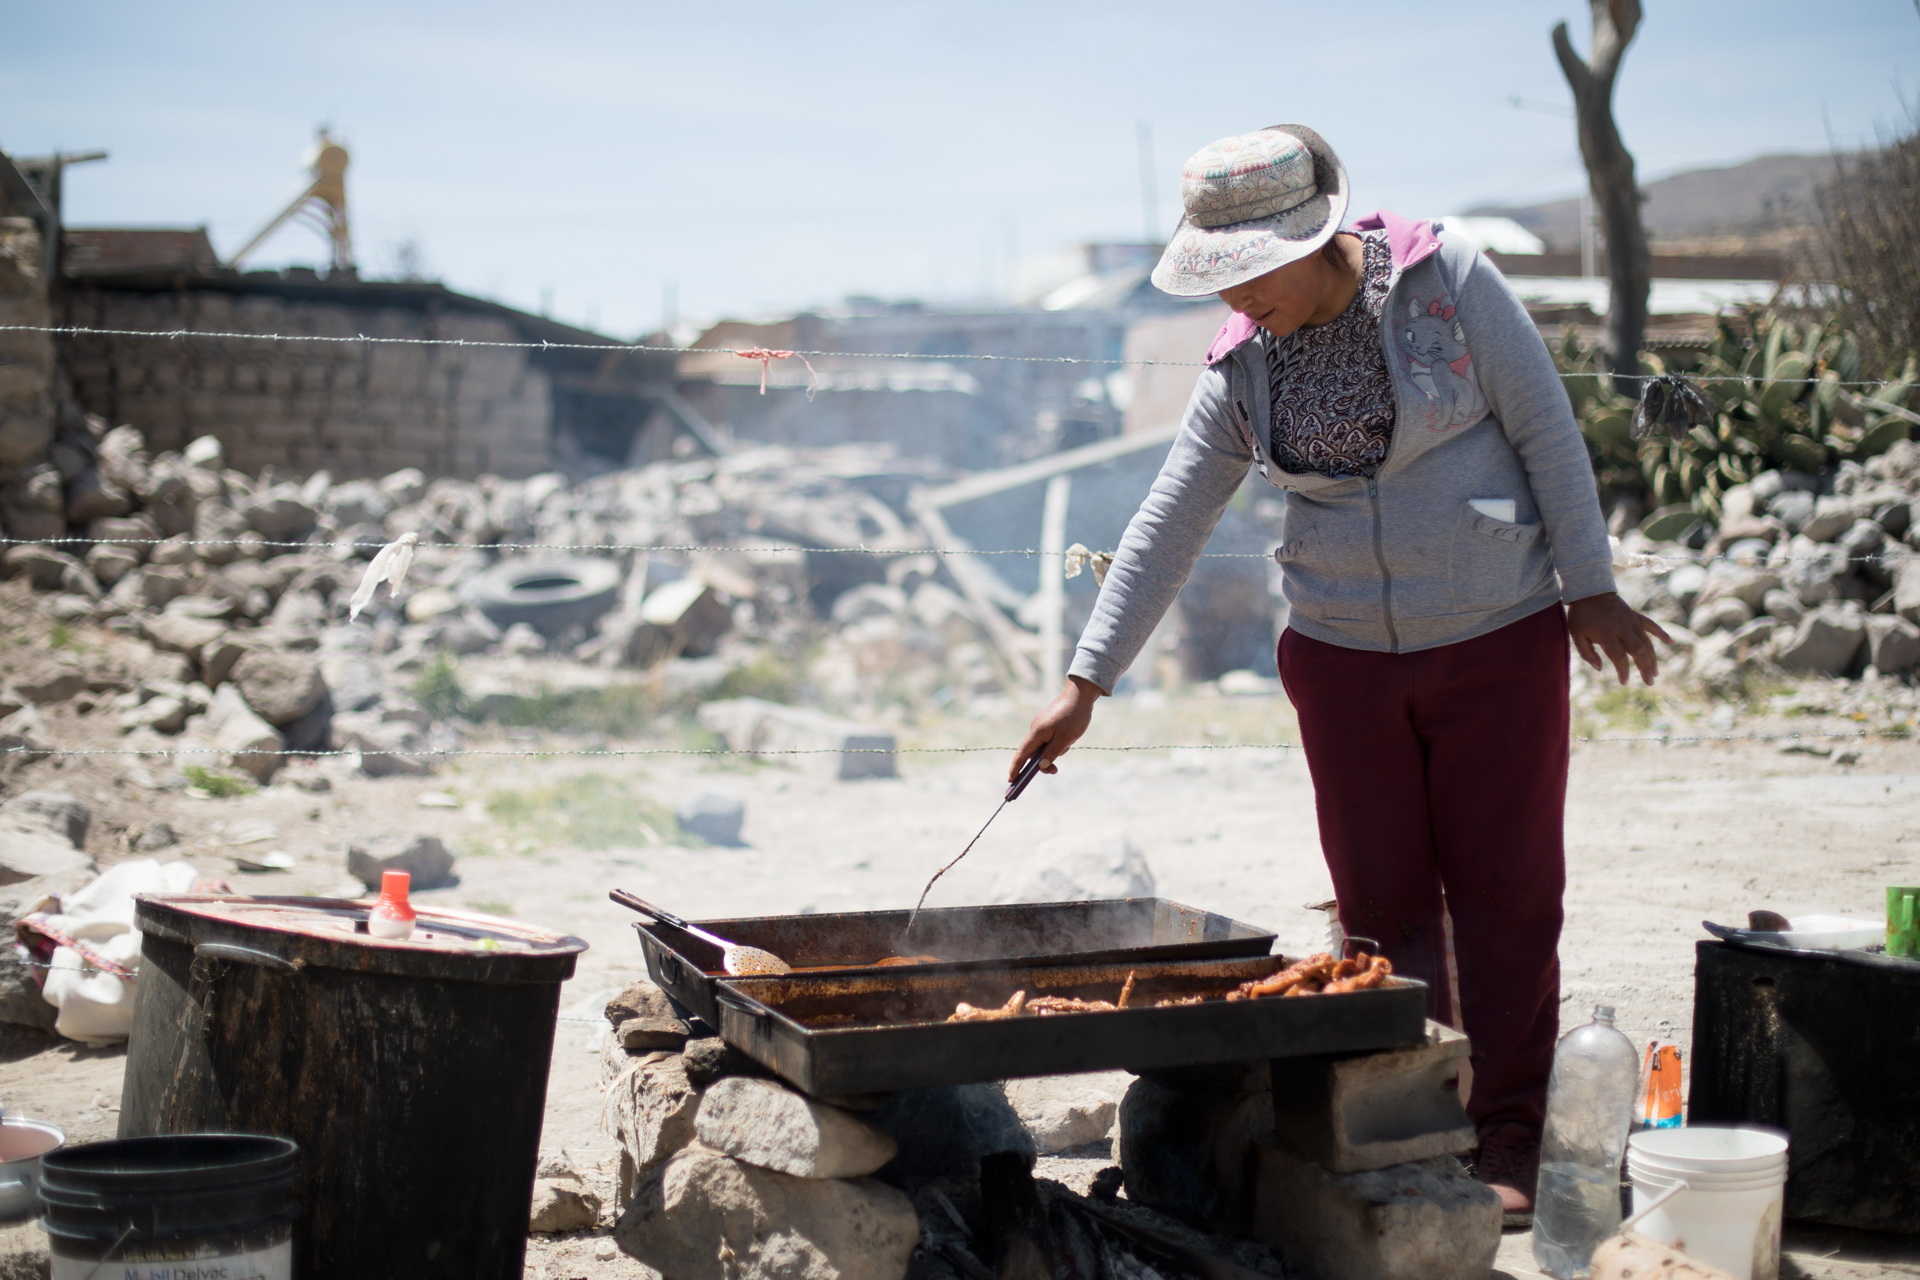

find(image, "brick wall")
[55,281,555,480]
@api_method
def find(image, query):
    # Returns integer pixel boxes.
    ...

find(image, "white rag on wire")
[30,859,199,1046]
[1609,536,1673,573]
[348,531,418,620]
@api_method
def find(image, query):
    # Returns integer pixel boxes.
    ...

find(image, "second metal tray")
[633,897,1276,1025]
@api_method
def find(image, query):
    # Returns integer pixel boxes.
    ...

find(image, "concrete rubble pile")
[1615,442,1920,700]
[0,415,464,781]
[0,406,1118,745]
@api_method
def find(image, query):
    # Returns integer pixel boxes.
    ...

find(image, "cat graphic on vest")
[1400,297,1483,429]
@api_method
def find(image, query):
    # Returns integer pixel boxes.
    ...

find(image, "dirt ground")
[2,684,1917,1277]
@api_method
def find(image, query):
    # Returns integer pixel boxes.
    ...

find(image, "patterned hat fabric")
[1151,124,1350,297]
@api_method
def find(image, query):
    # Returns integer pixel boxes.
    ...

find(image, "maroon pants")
[1277,604,1569,1146]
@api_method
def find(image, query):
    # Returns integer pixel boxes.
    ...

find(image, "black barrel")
[40,1134,298,1274]
[118,894,587,1280]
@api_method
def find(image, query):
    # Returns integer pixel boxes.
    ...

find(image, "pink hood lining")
[1203,211,1444,367]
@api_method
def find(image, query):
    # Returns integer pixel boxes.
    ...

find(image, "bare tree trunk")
[1554,0,1649,395]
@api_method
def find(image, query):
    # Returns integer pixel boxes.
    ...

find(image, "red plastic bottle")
[369,870,416,940]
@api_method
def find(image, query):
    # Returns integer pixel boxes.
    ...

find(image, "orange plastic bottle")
[1637,1041,1683,1130]
[369,870,417,940]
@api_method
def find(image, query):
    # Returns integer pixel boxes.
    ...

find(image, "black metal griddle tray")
[712,955,1428,1097]
[633,897,1276,1026]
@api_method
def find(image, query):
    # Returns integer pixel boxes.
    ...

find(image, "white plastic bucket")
[1627,1128,1788,1280]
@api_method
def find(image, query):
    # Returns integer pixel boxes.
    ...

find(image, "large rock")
[204,683,285,782]
[605,1048,702,1209]
[229,650,326,726]
[95,424,150,492]
[1002,1072,1128,1155]
[0,949,57,1030]
[119,693,191,735]
[1687,595,1752,636]
[695,1077,897,1179]
[1799,495,1857,542]
[330,711,432,777]
[1696,561,1780,612]
[0,705,52,760]
[605,980,679,1026]
[138,566,194,609]
[1774,607,1868,676]
[139,611,225,657]
[1117,1061,1272,1235]
[9,658,84,705]
[1761,588,1804,624]
[677,789,745,846]
[682,1037,776,1090]
[347,834,456,891]
[64,469,134,522]
[1867,615,1920,675]
[0,810,93,887]
[617,1016,691,1052]
[614,1144,918,1280]
[88,512,160,551]
[86,542,141,586]
[2,545,82,592]
[1775,534,1847,607]
[238,484,317,539]
[0,790,89,849]
[994,829,1154,903]
[528,1170,602,1234]
[1896,558,1920,626]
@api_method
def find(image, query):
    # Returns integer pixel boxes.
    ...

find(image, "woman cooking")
[1011,125,1669,1221]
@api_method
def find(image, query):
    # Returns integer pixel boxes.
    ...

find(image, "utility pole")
[1553,0,1650,395]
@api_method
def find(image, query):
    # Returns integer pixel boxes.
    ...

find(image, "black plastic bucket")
[40,1134,298,1276]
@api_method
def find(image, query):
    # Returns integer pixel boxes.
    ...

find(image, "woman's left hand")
[1567,592,1671,685]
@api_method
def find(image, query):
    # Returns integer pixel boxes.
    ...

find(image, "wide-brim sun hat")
[1151,124,1350,298]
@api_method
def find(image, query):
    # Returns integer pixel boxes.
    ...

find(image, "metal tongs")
[609,890,792,975]
[905,753,1044,935]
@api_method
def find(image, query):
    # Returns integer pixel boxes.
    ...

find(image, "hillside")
[1470,152,1850,251]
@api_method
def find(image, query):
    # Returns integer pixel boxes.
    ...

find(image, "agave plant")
[1561,310,1916,520]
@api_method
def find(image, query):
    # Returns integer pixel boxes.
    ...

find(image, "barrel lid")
[133,894,586,984]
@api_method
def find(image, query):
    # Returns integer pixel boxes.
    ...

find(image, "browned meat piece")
[1324,954,1395,994]
[875,955,946,966]
[1026,996,1119,1016]
[1236,953,1338,1000]
[1154,994,1207,1007]
[948,990,1028,1022]
[1118,971,1137,1009]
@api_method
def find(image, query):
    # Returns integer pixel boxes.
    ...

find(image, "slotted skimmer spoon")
[904,753,1044,936]
[610,890,792,976]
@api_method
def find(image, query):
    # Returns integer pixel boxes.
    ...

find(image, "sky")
[5,1,1917,336]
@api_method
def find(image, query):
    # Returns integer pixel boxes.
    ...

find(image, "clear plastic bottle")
[1532,1005,1639,1279]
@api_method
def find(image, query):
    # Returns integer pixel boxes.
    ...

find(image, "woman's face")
[1216,251,1335,339]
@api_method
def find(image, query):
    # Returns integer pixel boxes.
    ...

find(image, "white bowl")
[0,1117,65,1223]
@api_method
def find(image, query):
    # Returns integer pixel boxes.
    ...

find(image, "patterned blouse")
[1267,230,1396,479]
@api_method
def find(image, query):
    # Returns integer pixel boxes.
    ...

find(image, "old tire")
[467,557,621,636]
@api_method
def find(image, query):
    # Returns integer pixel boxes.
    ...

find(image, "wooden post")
[1553,0,1650,395]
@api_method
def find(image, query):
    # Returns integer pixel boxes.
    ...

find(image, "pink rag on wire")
[733,348,819,399]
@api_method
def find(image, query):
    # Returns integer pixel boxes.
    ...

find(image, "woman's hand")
[1011,676,1106,782]
[1567,592,1671,685]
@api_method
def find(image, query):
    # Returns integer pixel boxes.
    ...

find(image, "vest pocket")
[1448,505,1550,613]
